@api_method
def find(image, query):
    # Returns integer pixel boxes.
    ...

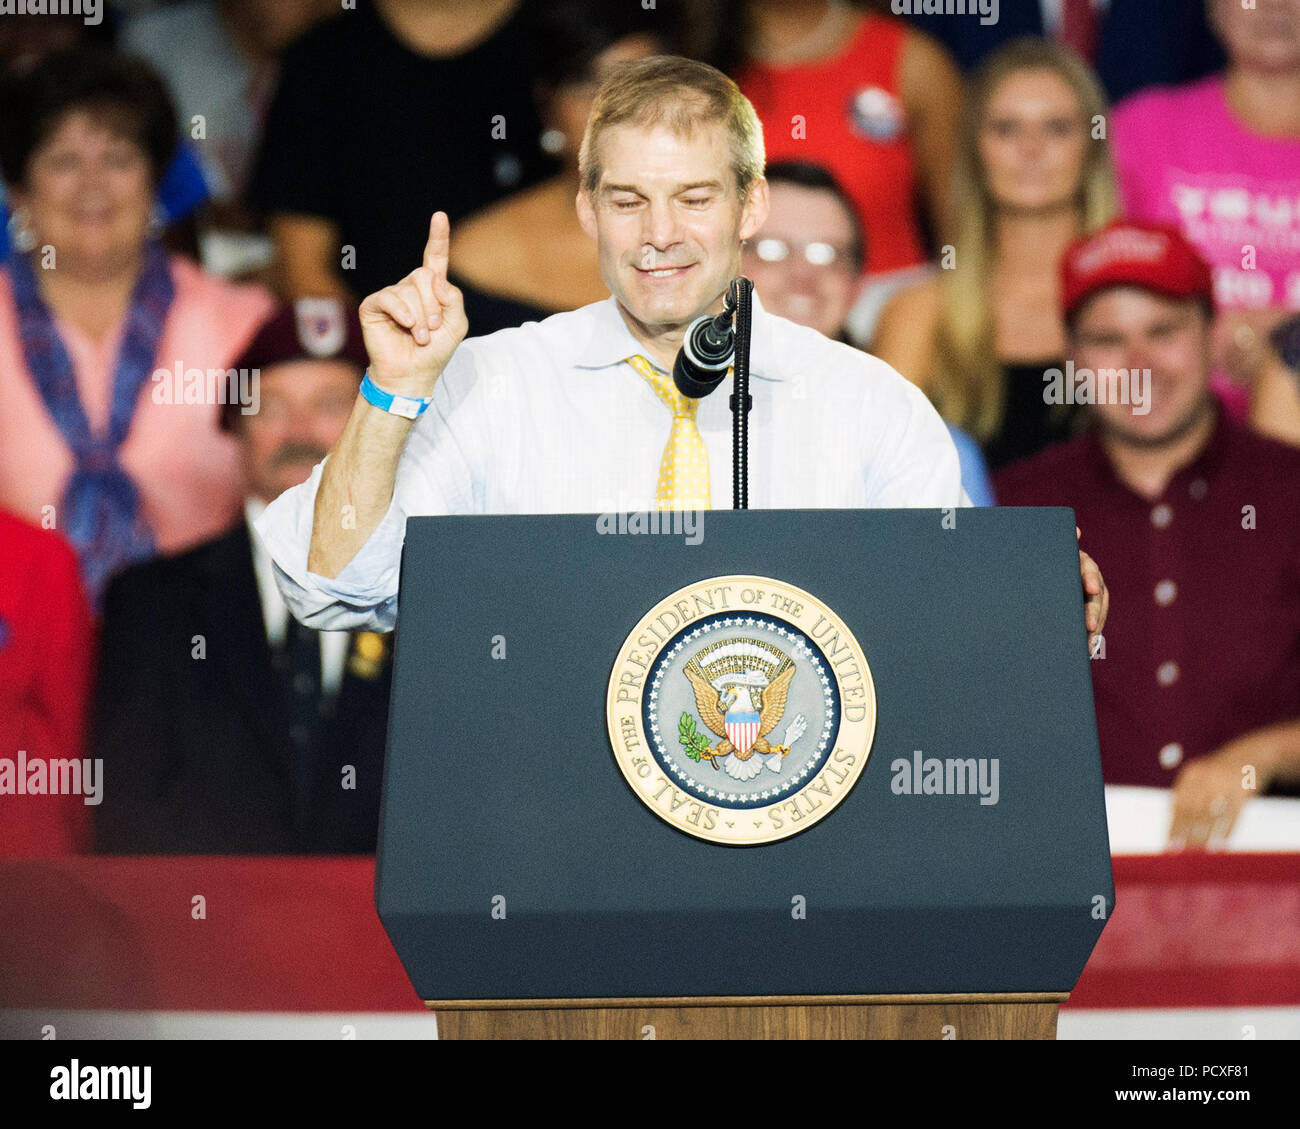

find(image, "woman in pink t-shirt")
[0,49,274,605]
[1112,0,1300,425]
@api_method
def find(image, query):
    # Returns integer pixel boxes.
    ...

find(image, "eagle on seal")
[682,654,807,781]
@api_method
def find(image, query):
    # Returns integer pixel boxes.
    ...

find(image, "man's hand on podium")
[1078,526,1109,656]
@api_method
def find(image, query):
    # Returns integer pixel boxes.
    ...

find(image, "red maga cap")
[1061,220,1214,321]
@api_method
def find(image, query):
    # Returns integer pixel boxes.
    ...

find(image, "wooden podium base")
[429,993,1065,1040]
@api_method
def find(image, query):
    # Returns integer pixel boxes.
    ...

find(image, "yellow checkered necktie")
[625,354,712,511]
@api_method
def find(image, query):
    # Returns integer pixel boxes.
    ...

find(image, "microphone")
[669,277,755,508]
[672,295,737,400]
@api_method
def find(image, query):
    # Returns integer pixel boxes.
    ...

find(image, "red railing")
[1,854,1296,1012]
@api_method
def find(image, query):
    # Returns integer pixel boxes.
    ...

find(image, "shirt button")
[1159,742,1184,769]
[1189,478,1208,500]
[1154,579,1177,606]
[1151,503,1173,528]
[1157,660,1180,686]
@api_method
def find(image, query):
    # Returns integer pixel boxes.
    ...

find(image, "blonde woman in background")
[872,38,1118,471]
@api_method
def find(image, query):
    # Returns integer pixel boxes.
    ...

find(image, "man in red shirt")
[996,220,1300,848]
[0,510,94,855]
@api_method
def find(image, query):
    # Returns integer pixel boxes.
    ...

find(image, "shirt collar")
[1084,394,1232,500]
[575,288,778,379]
[244,495,288,642]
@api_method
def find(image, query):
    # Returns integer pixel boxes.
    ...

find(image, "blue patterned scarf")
[9,243,174,604]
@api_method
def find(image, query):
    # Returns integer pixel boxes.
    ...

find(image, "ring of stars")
[643,613,840,809]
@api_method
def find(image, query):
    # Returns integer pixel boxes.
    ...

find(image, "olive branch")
[678,712,713,762]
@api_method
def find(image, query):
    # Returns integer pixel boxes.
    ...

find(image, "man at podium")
[255,55,1107,644]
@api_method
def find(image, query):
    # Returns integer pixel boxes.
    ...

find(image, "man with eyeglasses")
[741,161,865,335]
[742,161,994,505]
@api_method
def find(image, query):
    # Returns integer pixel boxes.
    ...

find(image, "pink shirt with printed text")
[1113,76,1300,313]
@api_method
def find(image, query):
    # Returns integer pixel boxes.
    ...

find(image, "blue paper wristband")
[360,372,432,419]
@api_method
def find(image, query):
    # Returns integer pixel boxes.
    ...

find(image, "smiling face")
[12,109,154,275]
[978,66,1089,215]
[576,117,768,349]
[1071,287,1214,447]
[741,180,859,337]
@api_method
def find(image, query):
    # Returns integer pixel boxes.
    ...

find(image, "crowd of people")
[0,0,1297,857]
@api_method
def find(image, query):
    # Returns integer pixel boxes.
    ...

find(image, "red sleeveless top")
[736,13,927,274]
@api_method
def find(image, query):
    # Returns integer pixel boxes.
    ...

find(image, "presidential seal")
[606,576,876,846]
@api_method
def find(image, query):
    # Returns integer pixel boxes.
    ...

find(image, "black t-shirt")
[983,360,1083,472]
[248,3,558,299]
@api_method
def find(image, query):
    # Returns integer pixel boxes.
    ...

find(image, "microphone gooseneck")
[668,278,754,510]
[730,279,752,510]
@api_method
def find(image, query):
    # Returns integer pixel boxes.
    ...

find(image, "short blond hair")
[578,55,765,198]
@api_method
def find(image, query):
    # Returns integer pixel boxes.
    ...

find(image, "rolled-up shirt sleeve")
[253,459,406,632]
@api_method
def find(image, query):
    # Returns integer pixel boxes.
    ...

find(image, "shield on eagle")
[724,709,761,756]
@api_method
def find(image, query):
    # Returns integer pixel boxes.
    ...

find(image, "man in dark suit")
[93,301,393,854]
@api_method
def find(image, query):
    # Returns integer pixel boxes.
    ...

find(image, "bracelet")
[360,371,432,419]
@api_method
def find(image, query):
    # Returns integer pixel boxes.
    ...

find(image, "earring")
[7,208,37,254]
[540,128,567,156]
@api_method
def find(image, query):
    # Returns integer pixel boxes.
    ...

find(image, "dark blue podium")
[375,507,1113,1038]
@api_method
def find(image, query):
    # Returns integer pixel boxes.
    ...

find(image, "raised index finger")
[423,210,450,277]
